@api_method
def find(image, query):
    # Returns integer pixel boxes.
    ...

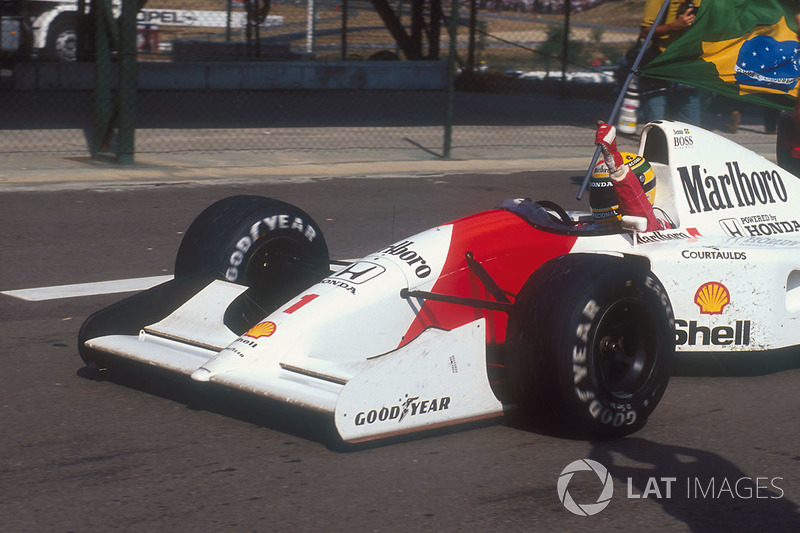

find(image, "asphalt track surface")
[2,171,800,532]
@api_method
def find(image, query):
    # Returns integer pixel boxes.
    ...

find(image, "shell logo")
[244,321,277,339]
[694,282,730,315]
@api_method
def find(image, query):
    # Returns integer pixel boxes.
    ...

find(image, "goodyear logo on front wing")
[694,282,730,315]
[244,321,277,339]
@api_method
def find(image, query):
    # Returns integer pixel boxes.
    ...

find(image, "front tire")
[175,195,330,332]
[505,254,674,438]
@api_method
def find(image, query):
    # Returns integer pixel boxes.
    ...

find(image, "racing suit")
[595,121,668,232]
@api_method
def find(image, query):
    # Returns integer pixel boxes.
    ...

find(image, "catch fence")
[0,0,647,160]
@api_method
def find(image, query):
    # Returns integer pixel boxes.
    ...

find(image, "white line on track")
[1,261,353,302]
[1,275,173,302]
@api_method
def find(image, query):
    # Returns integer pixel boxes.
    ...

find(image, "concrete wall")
[13,61,448,91]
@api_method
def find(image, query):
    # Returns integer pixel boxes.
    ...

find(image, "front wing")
[83,280,504,443]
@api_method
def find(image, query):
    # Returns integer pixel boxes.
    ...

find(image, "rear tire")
[505,254,674,438]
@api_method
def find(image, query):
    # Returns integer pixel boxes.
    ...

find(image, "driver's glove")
[595,121,624,174]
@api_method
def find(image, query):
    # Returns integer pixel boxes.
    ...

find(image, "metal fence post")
[226,0,233,41]
[306,0,316,54]
[117,0,137,164]
[92,0,112,156]
[92,0,135,163]
[341,0,348,60]
[443,0,458,159]
[560,0,571,98]
[466,0,477,72]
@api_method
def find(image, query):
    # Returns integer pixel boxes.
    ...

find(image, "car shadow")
[589,439,800,531]
[74,346,800,451]
[76,362,340,447]
[75,361,501,451]
[672,347,800,377]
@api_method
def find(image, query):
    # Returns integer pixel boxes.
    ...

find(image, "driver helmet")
[590,152,656,222]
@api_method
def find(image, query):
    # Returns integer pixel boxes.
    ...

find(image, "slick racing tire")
[505,254,674,439]
[175,196,329,331]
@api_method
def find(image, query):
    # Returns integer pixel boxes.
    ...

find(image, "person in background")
[640,0,702,126]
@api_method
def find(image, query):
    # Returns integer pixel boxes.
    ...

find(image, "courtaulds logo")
[557,459,614,516]
[694,282,730,315]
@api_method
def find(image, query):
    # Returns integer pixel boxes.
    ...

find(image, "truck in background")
[1,0,283,65]
[1,0,90,63]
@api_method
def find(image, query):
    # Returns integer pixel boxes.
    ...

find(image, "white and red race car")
[79,120,800,443]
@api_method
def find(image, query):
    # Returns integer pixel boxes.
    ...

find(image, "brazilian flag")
[640,0,800,110]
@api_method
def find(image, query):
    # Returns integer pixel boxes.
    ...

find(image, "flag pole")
[576,0,672,200]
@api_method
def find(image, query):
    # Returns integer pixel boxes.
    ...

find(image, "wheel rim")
[55,31,78,62]
[592,298,658,400]
[243,236,317,290]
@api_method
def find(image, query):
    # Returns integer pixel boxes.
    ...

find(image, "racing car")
[79,120,800,443]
